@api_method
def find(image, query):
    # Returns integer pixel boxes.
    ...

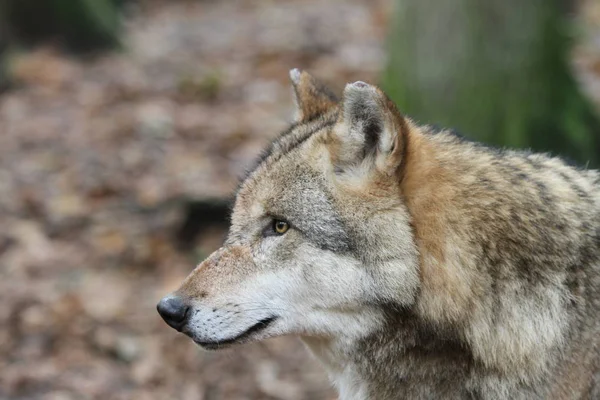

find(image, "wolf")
[158,70,600,399]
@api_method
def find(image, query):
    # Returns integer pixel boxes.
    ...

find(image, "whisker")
[230,307,287,313]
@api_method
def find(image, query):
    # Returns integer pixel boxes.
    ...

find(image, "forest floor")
[0,0,599,399]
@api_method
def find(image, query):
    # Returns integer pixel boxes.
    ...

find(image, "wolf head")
[157,70,419,349]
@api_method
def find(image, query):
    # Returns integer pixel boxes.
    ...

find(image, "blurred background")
[0,0,599,399]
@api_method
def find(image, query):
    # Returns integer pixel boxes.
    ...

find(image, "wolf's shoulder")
[423,124,599,194]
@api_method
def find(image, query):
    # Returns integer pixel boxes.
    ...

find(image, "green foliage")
[5,0,123,52]
[382,0,600,167]
[0,0,9,91]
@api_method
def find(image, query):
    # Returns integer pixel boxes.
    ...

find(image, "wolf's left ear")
[331,81,406,175]
[290,68,338,122]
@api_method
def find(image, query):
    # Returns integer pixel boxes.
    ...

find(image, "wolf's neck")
[302,335,370,400]
[302,310,473,400]
[400,125,475,326]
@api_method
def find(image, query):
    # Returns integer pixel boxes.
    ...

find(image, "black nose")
[157,296,189,331]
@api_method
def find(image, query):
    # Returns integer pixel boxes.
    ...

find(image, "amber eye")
[273,220,290,235]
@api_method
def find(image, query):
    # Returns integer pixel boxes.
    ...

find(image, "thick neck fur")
[303,308,476,400]
[307,122,600,399]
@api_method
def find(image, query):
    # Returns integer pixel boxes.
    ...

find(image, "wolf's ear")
[331,81,406,175]
[290,69,338,122]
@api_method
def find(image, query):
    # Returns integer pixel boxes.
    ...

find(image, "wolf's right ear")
[290,69,338,122]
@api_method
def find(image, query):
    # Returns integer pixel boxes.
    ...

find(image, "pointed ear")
[331,81,406,175]
[290,68,338,122]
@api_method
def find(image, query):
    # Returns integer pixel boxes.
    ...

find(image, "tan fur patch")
[401,123,477,322]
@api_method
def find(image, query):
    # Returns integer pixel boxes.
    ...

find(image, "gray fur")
[160,72,600,399]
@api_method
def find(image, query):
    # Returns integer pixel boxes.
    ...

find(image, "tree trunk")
[382,0,600,167]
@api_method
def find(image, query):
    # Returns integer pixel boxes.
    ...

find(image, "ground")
[0,1,599,399]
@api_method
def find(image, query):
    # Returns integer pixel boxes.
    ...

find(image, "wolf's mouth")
[191,316,278,350]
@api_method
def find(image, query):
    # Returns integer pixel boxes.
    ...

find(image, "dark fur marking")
[532,179,553,206]
[362,118,381,158]
[558,170,591,203]
[237,114,337,194]
[238,122,302,184]
[298,170,353,254]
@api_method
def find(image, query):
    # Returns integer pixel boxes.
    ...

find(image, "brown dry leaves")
[0,0,388,399]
